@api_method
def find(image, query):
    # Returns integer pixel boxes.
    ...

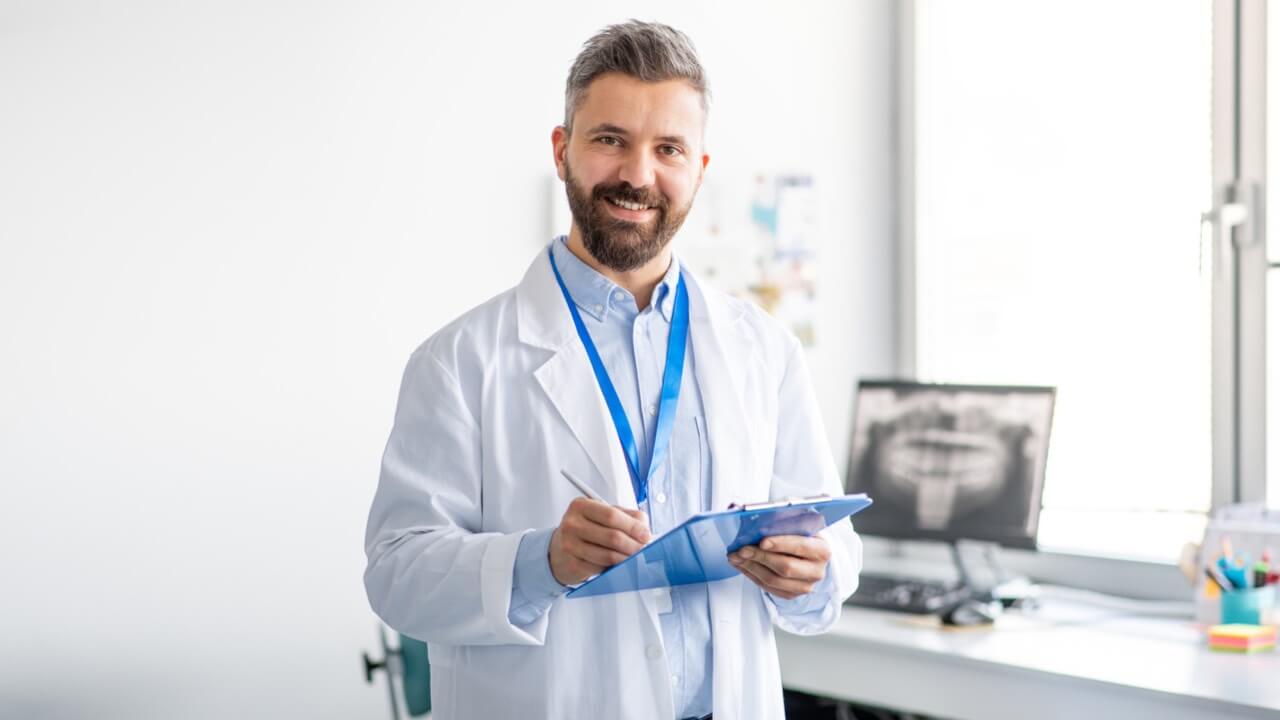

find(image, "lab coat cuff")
[480,530,550,644]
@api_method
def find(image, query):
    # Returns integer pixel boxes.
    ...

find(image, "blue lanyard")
[548,246,690,505]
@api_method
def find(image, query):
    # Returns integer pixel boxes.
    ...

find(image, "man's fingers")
[620,507,650,526]
[568,554,606,574]
[734,558,768,590]
[574,499,651,544]
[553,499,652,585]
[549,527,605,585]
[739,547,824,582]
[758,534,831,561]
[573,521,646,556]
[734,558,807,599]
[569,540,631,568]
[619,508,652,542]
[737,558,803,597]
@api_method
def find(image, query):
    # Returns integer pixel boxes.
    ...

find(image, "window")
[905,0,1220,561]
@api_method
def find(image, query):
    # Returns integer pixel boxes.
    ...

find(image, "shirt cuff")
[509,527,569,626]
[768,561,837,617]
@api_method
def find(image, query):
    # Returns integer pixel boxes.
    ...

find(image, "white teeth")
[610,198,650,212]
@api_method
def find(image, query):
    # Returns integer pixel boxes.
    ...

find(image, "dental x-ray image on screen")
[845,380,1056,549]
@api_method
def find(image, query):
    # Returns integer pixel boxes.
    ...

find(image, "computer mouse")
[940,599,1001,627]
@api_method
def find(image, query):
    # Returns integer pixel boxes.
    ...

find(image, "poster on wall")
[747,174,819,347]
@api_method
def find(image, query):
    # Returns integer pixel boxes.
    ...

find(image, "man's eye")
[597,136,621,146]
[659,145,683,156]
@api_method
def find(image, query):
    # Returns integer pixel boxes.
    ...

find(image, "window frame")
[1221,0,1267,507]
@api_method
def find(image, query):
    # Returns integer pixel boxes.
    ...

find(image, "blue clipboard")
[566,493,873,599]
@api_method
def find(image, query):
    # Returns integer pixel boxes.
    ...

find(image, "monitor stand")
[950,540,1041,609]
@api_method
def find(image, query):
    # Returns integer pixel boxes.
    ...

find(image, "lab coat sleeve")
[765,336,863,635]
[364,347,550,646]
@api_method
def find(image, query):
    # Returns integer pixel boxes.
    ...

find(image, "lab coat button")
[655,492,667,504]
[671,673,679,685]
[646,644,662,660]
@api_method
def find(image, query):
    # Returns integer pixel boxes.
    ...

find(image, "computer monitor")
[844,380,1056,550]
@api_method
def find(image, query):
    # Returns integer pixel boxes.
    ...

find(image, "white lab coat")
[364,248,862,720]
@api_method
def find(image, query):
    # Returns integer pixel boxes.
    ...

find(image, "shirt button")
[648,404,657,416]
[671,673,679,685]
[594,304,604,314]
[646,644,662,660]
[655,492,667,504]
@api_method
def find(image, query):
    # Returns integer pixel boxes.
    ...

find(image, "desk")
[777,596,1280,719]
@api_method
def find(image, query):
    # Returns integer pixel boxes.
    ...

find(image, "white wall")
[0,2,895,717]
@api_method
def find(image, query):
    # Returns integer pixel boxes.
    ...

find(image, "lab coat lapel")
[518,248,673,711]
[516,251,638,510]
[685,272,757,511]
[685,272,754,720]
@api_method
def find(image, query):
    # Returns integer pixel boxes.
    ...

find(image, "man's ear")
[693,153,710,191]
[552,126,570,182]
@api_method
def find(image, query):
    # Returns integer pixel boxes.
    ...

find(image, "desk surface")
[777,594,1280,720]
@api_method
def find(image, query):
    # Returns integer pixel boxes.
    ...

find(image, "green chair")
[363,624,431,718]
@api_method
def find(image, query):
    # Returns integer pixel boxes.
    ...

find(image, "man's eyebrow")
[585,123,630,136]
[583,124,690,147]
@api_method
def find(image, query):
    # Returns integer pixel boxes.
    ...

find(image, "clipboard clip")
[739,494,832,512]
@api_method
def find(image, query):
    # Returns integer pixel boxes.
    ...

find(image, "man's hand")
[728,534,830,600]
[549,497,651,586]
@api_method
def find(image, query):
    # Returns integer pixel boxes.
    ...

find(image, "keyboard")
[845,572,973,615]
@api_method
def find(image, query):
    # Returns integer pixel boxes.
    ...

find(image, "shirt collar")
[551,236,680,323]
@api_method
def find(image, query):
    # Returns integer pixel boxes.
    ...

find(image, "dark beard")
[563,167,693,273]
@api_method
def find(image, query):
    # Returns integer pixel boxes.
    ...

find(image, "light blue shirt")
[509,237,834,719]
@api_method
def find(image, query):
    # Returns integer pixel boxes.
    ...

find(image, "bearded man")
[364,20,862,720]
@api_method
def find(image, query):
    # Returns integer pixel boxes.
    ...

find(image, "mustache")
[592,183,668,210]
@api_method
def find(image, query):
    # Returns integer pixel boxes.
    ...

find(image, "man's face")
[553,73,710,272]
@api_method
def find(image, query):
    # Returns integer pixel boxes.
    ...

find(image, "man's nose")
[618,148,656,189]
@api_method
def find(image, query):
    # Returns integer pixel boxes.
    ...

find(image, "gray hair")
[563,20,711,134]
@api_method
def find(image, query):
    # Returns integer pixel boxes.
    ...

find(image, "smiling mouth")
[606,197,656,212]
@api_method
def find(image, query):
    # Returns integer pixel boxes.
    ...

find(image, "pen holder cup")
[1221,586,1276,625]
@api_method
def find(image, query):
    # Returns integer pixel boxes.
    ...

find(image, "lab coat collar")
[549,236,681,322]
[515,243,754,512]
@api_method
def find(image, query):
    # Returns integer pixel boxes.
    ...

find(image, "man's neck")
[565,228,672,311]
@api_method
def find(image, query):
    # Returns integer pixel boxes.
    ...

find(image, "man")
[364,21,861,720]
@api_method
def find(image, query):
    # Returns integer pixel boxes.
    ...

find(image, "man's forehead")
[573,74,705,139]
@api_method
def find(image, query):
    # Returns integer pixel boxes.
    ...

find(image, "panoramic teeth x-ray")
[846,382,1056,546]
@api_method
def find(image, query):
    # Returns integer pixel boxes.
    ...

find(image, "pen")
[561,469,654,538]
[560,469,605,502]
